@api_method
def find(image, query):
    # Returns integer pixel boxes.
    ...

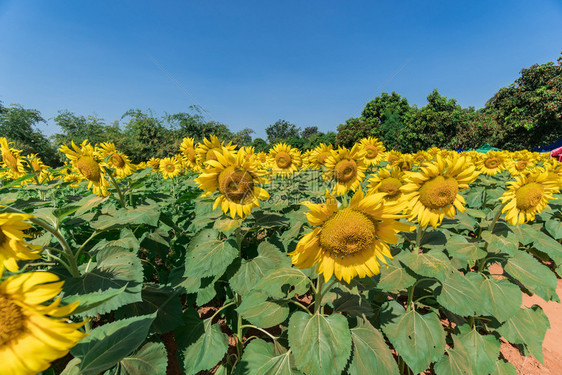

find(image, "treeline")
[1,53,560,165]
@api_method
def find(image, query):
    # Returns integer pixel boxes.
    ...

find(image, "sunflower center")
[165,163,175,172]
[206,149,220,161]
[379,177,402,197]
[0,294,26,346]
[184,147,196,163]
[364,145,378,159]
[218,166,255,203]
[387,154,400,163]
[110,154,125,168]
[320,209,375,255]
[419,176,459,209]
[2,150,19,171]
[76,156,101,182]
[515,160,528,171]
[0,229,6,246]
[317,152,330,166]
[275,152,292,169]
[484,157,501,169]
[515,182,544,210]
[334,160,358,183]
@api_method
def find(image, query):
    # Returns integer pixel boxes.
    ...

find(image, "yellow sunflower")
[476,150,507,176]
[21,154,51,185]
[391,154,415,172]
[63,173,82,188]
[59,140,109,196]
[0,212,41,272]
[324,145,367,196]
[360,137,386,166]
[401,155,479,227]
[179,137,198,168]
[500,168,560,225]
[307,143,334,169]
[385,150,403,165]
[268,143,302,178]
[256,152,269,166]
[159,156,182,179]
[0,138,26,179]
[0,270,86,374]
[368,166,407,204]
[412,150,430,165]
[508,154,535,176]
[196,135,236,165]
[147,157,161,172]
[195,148,269,218]
[289,188,413,283]
[98,142,135,178]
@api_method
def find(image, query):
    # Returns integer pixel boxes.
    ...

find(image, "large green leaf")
[183,319,229,375]
[504,250,559,302]
[91,203,160,229]
[348,319,399,375]
[435,271,484,316]
[380,300,446,374]
[445,235,486,262]
[377,262,416,292]
[237,291,290,329]
[63,285,126,318]
[545,219,562,239]
[62,247,143,315]
[524,227,562,264]
[236,339,302,375]
[184,229,238,279]
[468,273,521,322]
[116,342,168,375]
[71,314,156,375]
[433,344,472,375]
[457,326,500,375]
[482,231,519,256]
[255,267,311,299]
[230,241,291,295]
[399,249,455,282]
[496,305,550,363]
[288,312,352,375]
[174,309,205,351]
[491,360,517,375]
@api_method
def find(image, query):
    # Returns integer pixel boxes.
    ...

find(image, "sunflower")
[159,156,182,179]
[289,188,412,283]
[385,150,403,165]
[368,166,407,204]
[256,152,269,166]
[196,135,236,165]
[63,173,82,188]
[21,154,51,185]
[59,141,109,197]
[508,153,535,176]
[401,155,479,227]
[391,154,415,172]
[195,148,269,218]
[360,137,386,166]
[147,157,161,172]
[412,150,430,165]
[98,142,135,178]
[324,145,367,196]
[0,270,86,374]
[179,137,198,169]
[268,143,302,178]
[500,168,560,225]
[0,138,26,179]
[476,150,507,176]
[0,212,41,272]
[307,144,334,169]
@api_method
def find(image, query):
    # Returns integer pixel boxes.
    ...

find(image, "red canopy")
[551,146,562,162]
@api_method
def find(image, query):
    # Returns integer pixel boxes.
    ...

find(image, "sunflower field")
[1,134,562,375]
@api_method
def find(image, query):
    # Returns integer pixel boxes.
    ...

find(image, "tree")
[265,120,300,144]
[232,128,254,146]
[301,126,319,139]
[121,109,174,162]
[335,117,378,148]
[251,138,270,152]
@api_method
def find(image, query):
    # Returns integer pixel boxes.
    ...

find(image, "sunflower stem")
[106,170,126,208]
[415,224,427,250]
[314,276,324,314]
[240,324,278,341]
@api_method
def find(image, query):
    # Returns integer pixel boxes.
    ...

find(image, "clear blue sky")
[1,0,561,140]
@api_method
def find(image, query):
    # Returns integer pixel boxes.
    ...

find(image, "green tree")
[265,120,300,144]
[121,109,174,162]
[335,117,378,148]
[232,128,254,146]
[301,126,319,139]
[251,137,270,152]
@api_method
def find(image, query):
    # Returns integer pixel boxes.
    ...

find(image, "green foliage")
[265,119,301,144]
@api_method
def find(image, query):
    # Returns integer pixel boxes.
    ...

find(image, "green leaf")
[230,241,291,295]
[433,343,472,375]
[469,273,521,322]
[377,262,416,292]
[496,306,550,363]
[525,227,562,264]
[545,219,562,239]
[504,250,559,302]
[482,231,519,256]
[174,309,205,350]
[399,249,455,282]
[117,342,168,375]
[348,319,399,375]
[183,319,229,375]
[62,247,143,315]
[71,314,156,375]
[380,300,446,374]
[288,312,352,375]
[237,339,302,375]
[491,360,517,375]
[445,235,486,262]
[184,229,238,279]
[237,291,290,329]
[60,358,82,375]
[436,271,484,316]
[457,326,500,375]
[91,203,160,229]
[255,267,311,299]
[63,285,127,318]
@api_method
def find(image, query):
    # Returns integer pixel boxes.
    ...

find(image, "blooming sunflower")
[60,140,109,196]
[412,150,430,165]
[0,212,41,272]
[324,145,367,196]
[98,142,135,178]
[289,188,412,283]
[256,152,269,166]
[476,150,507,176]
[147,157,161,172]
[360,137,386,166]
[268,143,302,178]
[401,155,479,227]
[195,148,269,218]
[385,150,403,165]
[159,156,182,179]
[368,166,407,204]
[307,144,334,169]
[0,270,86,374]
[0,138,26,179]
[508,155,535,176]
[21,154,51,185]
[196,135,236,165]
[500,168,560,225]
[179,137,198,169]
